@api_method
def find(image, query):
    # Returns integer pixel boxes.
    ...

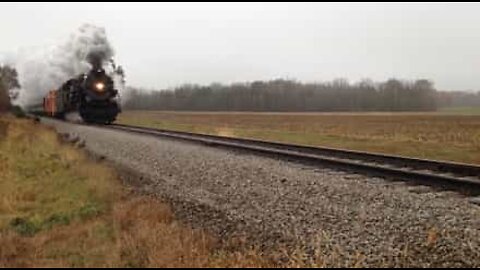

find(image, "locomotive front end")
[79,68,121,124]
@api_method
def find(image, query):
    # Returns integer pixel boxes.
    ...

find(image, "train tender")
[43,67,120,124]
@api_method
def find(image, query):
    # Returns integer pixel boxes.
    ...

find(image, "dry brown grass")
[118,111,480,165]
[113,197,212,268]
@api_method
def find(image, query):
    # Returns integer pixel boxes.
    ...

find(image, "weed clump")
[9,218,40,237]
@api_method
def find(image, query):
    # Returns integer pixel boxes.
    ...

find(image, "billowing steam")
[5,24,127,108]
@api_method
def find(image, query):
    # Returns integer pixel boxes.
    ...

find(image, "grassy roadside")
[117,111,480,165]
[0,116,286,267]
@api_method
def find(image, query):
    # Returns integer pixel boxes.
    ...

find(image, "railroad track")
[106,123,480,196]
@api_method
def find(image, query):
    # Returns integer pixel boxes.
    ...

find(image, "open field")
[438,106,480,115]
[118,111,480,165]
[0,116,304,267]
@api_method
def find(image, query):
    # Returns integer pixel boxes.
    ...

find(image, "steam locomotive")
[43,68,121,124]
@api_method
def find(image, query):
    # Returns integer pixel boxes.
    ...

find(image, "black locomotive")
[44,67,121,124]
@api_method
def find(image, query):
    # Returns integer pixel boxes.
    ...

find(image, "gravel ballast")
[44,119,480,267]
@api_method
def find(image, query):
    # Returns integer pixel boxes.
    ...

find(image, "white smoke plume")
[4,24,127,108]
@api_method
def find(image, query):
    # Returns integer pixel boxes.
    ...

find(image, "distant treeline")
[124,78,442,112]
[437,90,480,108]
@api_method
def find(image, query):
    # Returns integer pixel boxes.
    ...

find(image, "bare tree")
[0,65,20,112]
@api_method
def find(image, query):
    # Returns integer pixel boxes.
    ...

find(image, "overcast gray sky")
[1,2,480,91]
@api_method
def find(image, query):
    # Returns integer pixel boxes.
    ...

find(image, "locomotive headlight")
[95,82,105,92]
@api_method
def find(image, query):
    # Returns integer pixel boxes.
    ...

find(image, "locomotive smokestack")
[88,56,102,70]
[87,51,109,70]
